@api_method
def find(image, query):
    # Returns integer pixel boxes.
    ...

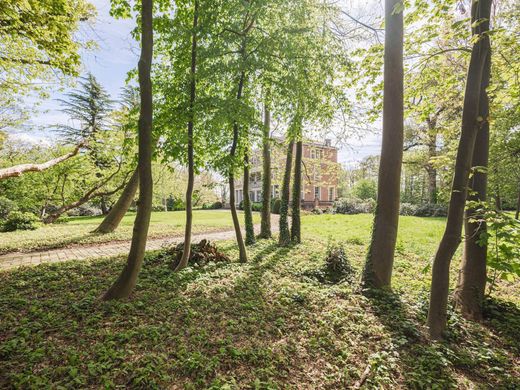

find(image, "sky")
[16,0,382,167]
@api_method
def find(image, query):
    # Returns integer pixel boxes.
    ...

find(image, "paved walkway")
[0,216,279,271]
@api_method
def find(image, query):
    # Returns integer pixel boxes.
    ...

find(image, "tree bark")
[455,47,491,320]
[174,0,198,271]
[515,181,520,219]
[291,140,303,244]
[425,119,438,204]
[259,104,272,239]
[103,0,153,300]
[427,0,491,339]
[362,0,404,288]
[93,168,138,234]
[229,71,248,263]
[243,153,255,245]
[279,140,294,246]
[0,143,82,180]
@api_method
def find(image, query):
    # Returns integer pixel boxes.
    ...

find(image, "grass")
[0,210,259,254]
[0,214,518,388]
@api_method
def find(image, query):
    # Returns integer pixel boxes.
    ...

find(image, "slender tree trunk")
[243,153,255,245]
[291,140,303,243]
[229,72,248,263]
[425,121,438,204]
[259,104,272,238]
[515,183,520,219]
[94,168,139,233]
[455,47,490,320]
[427,0,491,339]
[362,0,404,288]
[279,140,294,246]
[103,0,153,300]
[175,1,198,271]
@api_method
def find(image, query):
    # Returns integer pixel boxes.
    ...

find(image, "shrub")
[238,200,244,210]
[400,203,418,216]
[352,179,377,200]
[414,203,448,217]
[271,198,281,214]
[333,197,375,214]
[166,196,185,211]
[202,201,223,210]
[303,243,356,284]
[0,196,18,220]
[67,205,100,217]
[2,211,40,232]
[312,208,323,215]
[251,202,263,212]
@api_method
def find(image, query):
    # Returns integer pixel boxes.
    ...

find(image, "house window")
[272,185,280,198]
[314,186,321,200]
[250,191,255,202]
[256,190,262,202]
[329,187,334,201]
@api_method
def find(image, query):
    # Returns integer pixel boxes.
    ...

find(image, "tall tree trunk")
[174,1,198,271]
[425,120,438,204]
[94,169,139,233]
[229,72,248,263]
[362,0,404,288]
[243,153,255,245]
[259,104,272,239]
[515,183,520,219]
[455,47,490,320]
[103,0,153,300]
[291,140,303,244]
[279,140,294,246]
[427,0,491,339]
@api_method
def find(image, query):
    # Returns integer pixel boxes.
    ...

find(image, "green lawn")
[0,210,259,254]
[0,214,518,388]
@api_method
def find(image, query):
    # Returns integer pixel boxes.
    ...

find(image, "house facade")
[235,138,339,209]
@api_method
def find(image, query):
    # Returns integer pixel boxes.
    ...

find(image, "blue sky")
[18,0,381,166]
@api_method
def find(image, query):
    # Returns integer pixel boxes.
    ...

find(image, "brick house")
[235,138,339,209]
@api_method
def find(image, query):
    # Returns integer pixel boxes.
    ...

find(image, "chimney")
[324,138,331,147]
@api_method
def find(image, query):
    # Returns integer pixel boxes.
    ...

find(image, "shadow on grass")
[483,297,520,355]
[365,288,520,388]
[364,288,459,388]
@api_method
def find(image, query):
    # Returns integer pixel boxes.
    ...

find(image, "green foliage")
[0,196,18,220]
[1,211,40,232]
[352,179,377,201]
[166,196,186,211]
[399,203,419,216]
[202,201,223,210]
[469,204,520,287]
[413,203,448,217]
[271,198,281,215]
[303,242,356,284]
[251,202,262,212]
[333,197,376,215]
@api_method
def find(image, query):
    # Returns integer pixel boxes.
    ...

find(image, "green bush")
[202,201,223,210]
[271,198,281,214]
[2,211,40,232]
[166,196,185,211]
[238,200,244,210]
[352,179,377,200]
[0,196,18,220]
[400,203,418,216]
[251,202,262,212]
[333,197,375,214]
[413,203,447,217]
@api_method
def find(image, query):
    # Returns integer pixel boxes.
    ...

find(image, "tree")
[362,0,404,288]
[243,151,255,245]
[259,104,272,239]
[427,0,492,339]
[103,0,154,300]
[278,140,294,246]
[175,0,199,271]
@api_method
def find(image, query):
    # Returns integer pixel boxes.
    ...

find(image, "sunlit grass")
[0,210,259,254]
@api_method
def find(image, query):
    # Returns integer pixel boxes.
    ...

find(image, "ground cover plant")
[0,214,518,389]
[0,210,259,255]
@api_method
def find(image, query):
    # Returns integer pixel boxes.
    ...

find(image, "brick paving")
[0,216,279,271]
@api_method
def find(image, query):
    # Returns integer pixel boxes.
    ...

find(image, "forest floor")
[0,214,518,388]
[0,210,258,255]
